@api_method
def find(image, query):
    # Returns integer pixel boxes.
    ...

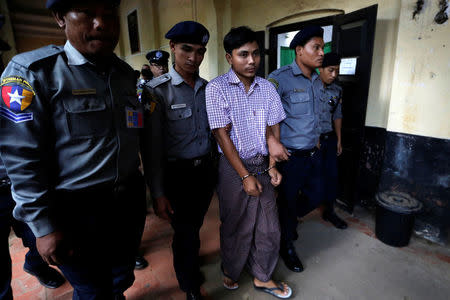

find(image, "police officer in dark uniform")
[316,52,347,229]
[268,25,325,273]
[146,49,169,78]
[141,21,215,300]
[1,159,65,299]
[0,1,146,299]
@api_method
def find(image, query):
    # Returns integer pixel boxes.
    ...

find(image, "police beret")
[146,50,170,64]
[289,25,324,49]
[322,52,341,67]
[46,0,121,10]
[165,21,210,46]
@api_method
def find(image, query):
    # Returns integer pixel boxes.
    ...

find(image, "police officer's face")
[54,3,120,59]
[150,63,168,77]
[296,37,325,69]
[170,42,206,75]
[319,65,340,85]
[226,41,260,82]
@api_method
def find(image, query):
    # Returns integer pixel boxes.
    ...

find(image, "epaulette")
[269,64,291,77]
[11,45,64,68]
[148,73,171,88]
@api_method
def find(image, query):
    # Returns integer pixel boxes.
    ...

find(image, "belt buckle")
[193,159,202,167]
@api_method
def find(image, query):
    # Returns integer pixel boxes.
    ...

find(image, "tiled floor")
[8,195,450,300]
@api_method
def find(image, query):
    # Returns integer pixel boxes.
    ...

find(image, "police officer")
[267,25,325,273]
[146,49,169,78]
[316,52,347,229]
[0,1,146,299]
[1,159,65,299]
[141,21,215,300]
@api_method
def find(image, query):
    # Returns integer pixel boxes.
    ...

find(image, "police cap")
[165,21,210,46]
[289,25,324,49]
[322,52,341,67]
[46,0,121,10]
[146,50,170,65]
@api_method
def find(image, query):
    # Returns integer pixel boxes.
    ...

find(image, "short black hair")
[223,26,258,54]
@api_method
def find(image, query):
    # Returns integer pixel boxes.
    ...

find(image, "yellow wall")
[387,0,450,139]
[0,1,17,66]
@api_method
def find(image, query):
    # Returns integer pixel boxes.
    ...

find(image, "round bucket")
[375,191,422,247]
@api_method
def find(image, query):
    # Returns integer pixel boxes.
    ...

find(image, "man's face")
[296,37,325,69]
[54,3,120,59]
[226,41,260,82]
[319,65,340,85]
[170,41,206,75]
[150,62,168,77]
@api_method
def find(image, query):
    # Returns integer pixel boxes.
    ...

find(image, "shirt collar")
[169,66,207,90]
[64,41,92,66]
[291,59,319,81]
[226,67,260,87]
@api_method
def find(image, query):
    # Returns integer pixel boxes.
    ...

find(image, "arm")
[334,118,342,155]
[213,128,262,196]
[141,87,173,220]
[266,124,290,162]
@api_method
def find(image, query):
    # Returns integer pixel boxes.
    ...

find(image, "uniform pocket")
[166,107,193,133]
[290,92,311,115]
[63,97,109,138]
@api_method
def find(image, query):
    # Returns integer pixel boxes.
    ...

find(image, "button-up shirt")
[0,41,142,237]
[142,67,211,198]
[314,80,343,134]
[268,60,321,150]
[206,68,286,159]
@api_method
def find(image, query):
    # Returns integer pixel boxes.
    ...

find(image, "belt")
[167,154,211,168]
[320,131,335,140]
[287,147,318,157]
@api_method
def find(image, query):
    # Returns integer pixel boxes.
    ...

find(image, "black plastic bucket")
[375,191,422,247]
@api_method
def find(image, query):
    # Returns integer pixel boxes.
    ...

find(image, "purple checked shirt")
[206,68,286,159]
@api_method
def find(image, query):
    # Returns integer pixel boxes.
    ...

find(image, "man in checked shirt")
[206,26,292,299]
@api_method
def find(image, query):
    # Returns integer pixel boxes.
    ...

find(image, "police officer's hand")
[153,196,173,221]
[337,140,342,156]
[36,231,70,265]
[268,167,282,187]
[243,176,263,197]
[267,138,290,162]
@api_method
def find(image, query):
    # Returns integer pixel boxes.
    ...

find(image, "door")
[332,5,377,212]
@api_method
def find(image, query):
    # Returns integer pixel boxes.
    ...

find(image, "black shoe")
[23,266,65,289]
[186,291,203,300]
[280,243,304,272]
[135,255,149,270]
[323,211,348,229]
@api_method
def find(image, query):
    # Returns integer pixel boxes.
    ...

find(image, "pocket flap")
[167,107,192,120]
[63,97,106,113]
[290,92,309,103]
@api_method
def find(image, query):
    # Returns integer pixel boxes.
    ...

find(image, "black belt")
[287,147,318,157]
[320,131,335,140]
[167,154,211,168]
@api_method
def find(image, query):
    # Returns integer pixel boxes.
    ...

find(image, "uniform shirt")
[142,67,211,199]
[206,68,286,159]
[0,41,142,237]
[268,60,321,150]
[0,156,7,179]
[314,79,343,134]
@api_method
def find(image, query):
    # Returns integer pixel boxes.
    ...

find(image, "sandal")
[253,281,292,299]
[220,263,239,290]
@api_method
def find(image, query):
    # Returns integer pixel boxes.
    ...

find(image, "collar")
[226,67,260,87]
[290,60,319,81]
[169,66,207,89]
[64,41,92,66]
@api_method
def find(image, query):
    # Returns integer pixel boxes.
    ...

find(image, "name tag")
[294,88,305,93]
[171,103,187,109]
[72,88,97,95]
[125,107,143,128]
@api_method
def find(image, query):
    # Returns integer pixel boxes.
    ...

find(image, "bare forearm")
[334,118,342,142]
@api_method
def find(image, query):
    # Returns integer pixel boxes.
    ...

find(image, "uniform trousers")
[0,185,48,300]
[278,149,323,243]
[164,157,216,293]
[319,133,339,213]
[217,155,280,283]
[53,172,146,300]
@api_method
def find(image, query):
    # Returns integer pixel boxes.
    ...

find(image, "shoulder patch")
[12,45,64,68]
[148,73,171,88]
[1,76,35,113]
[267,78,279,89]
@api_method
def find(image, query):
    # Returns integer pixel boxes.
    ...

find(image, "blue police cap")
[289,25,324,49]
[322,52,341,67]
[146,50,170,64]
[165,21,210,46]
[46,0,121,10]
